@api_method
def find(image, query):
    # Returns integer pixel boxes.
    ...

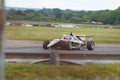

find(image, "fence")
[0,0,5,80]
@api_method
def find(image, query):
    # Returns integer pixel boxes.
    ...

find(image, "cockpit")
[63,35,73,40]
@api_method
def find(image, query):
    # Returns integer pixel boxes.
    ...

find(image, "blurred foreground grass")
[6,63,120,80]
[6,26,120,43]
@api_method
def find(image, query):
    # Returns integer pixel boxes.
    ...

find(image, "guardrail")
[6,50,120,65]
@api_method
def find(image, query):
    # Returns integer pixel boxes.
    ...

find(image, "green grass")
[6,63,120,80]
[6,26,120,43]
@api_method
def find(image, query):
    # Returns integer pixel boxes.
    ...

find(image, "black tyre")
[87,41,95,50]
[43,41,49,49]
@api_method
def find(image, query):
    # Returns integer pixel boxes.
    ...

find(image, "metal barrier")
[6,51,120,65]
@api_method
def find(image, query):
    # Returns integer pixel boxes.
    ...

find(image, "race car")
[43,33,95,50]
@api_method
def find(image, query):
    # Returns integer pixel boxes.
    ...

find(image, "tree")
[6,7,120,25]
[53,8,63,20]
[63,13,73,22]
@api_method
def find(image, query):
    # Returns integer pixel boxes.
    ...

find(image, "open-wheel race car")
[43,33,95,50]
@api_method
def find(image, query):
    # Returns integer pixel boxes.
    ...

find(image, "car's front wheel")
[43,41,49,49]
[87,41,95,50]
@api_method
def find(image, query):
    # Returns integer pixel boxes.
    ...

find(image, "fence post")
[50,50,59,65]
[0,0,5,80]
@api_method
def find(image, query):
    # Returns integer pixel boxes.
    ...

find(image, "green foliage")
[6,63,120,80]
[6,26,120,43]
[7,7,120,25]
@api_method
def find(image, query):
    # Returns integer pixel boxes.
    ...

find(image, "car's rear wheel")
[87,41,95,50]
[43,41,49,49]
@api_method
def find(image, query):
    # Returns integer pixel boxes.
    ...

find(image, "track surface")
[5,40,120,64]
[5,40,120,54]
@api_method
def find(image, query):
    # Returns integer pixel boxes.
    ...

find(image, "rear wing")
[76,35,93,41]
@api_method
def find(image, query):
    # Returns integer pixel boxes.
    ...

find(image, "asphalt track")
[5,40,120,64]
[5,40,120,54]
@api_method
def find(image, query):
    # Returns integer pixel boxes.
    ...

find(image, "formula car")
[43,33,95,50]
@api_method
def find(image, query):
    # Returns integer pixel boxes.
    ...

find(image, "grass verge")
[6,26,120,44]
[6,63,120,80]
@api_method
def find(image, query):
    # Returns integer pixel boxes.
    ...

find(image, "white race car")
[43,33,95,50]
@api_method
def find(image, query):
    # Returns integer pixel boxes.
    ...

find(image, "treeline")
[6,7,120,25]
